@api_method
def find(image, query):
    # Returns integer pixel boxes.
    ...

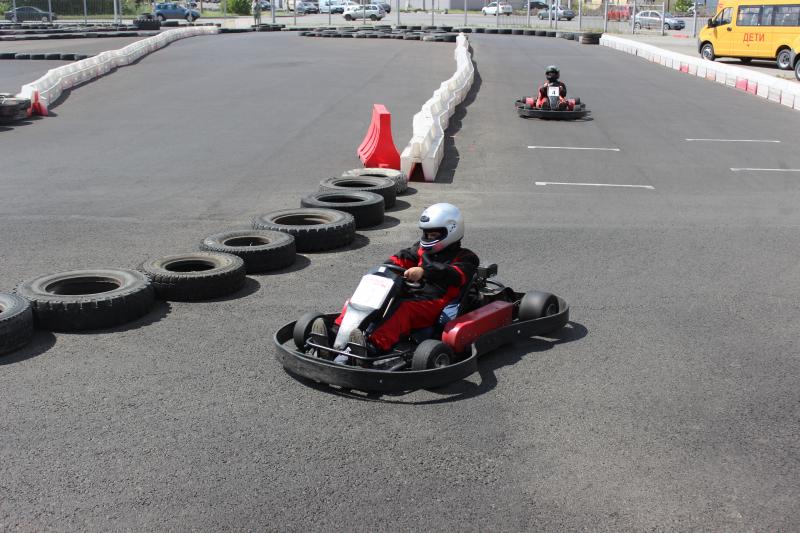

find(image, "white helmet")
[418,203,464,253]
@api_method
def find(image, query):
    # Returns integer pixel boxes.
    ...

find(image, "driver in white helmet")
[333,202,479,357]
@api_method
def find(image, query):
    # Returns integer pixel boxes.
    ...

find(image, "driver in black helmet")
[536,65,568,110]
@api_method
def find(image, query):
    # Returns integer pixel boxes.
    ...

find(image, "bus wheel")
[701,43,715,61]
[776,48,791,70]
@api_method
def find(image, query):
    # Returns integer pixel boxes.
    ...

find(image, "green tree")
[228,0,251,14]
[675,0,693,13]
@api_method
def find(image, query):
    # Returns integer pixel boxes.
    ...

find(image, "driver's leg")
[368,297,448,352]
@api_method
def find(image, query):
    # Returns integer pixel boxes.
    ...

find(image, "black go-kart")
[273,262,569,392]
[514,86,589,120]
[0,93,31,124]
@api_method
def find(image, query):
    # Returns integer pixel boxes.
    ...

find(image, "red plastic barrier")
[442,301,513,354]
[746,80,758,95]
[357,104,400,170]
[27,90,48,117]
[680,64,689,73]
[735,78,748,91]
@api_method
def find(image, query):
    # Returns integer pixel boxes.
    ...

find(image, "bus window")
[715,7,733,24]
[760,5,774,25]
[773,5,800,25]
[737,5,760,25]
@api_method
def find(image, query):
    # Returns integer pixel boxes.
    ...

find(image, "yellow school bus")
[698,0,800,69]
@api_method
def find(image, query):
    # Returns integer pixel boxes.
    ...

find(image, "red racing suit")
[335,241,479,352]
[536,81,568,109]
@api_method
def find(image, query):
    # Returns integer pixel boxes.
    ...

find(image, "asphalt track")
[1,32,799,531]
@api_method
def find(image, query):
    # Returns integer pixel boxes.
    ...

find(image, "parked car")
[482,2,513,16]
[296,1,319,13]
[371,1,390,13]
[634,10,685,30]
[526,1,548,9]
[343,4,384,19]
[259,0,271,10]
[607,4,630,20]
[4,6,56,22]
[538,6,574,19]
[153,2,200,21]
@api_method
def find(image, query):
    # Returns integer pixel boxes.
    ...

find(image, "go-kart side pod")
[514,98,590,120]
[272,297,569,393]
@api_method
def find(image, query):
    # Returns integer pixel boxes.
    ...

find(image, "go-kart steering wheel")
[381,263,424,290]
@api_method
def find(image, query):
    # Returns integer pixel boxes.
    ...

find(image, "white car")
[343,3,384,19]
[482,2,512,15]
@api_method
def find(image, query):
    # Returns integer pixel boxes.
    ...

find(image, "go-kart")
[514,85,589,120]
[0,93,31,124]
[273,262,569,392]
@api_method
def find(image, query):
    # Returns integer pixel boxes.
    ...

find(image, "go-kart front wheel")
[519,291,559,321]
[293,311,326,351]
[412,340,453,370]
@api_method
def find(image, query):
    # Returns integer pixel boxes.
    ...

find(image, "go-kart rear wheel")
[293,311,326,351]
[412,340,453,370]
[519,291,559,321]
[573,97,581,106]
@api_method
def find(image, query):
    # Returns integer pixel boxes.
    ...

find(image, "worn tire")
[341,167,408,194]
[139,252,246,301]
[412,339,453,370]
[16,269,155,331]
[301,191,384,229]
[293,311,325,351]
[252,208,355,252]
[199,229,296,273]
[0,293,34,355]
[319,176,396,208]
[518,290,559,321]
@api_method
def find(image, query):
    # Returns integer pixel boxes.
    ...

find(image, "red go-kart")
[514,85,589,120]
[273,262,569,392]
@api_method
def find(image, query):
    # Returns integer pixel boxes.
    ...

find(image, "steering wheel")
[381,263,424,290]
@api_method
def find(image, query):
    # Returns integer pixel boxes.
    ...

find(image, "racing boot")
[309,317,331,358]
[344,329,380,366]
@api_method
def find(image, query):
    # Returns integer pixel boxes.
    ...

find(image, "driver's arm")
[386,242,420,269]
[421,249,479,288]
[560,82,567,96]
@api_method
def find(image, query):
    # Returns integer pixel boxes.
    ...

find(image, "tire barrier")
[16,269,155,331]
[356,103,401,170]
[600,34,800,112]
[319,175,397,209]
[300,191,385,229]
[139,252,246,301]
[400,33,474,182]
[252,208,356,253]
[341,167,408,195]
[0,293,34,356]
[14,26,219,116]
[0,93,31,123]
[199,230,296,273]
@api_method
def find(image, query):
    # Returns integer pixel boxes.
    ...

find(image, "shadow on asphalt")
[0,331,57,365]
[185,276,262,303]
[360,215,401,231]
[290,320,589,404]
[68,300,173,334]
[255,254,311,276]
[436,58,482,185]
[386,199,412,213]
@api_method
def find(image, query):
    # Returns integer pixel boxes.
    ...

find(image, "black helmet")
[545,65,560,82]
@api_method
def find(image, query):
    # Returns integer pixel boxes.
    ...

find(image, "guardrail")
[400,33,474,181]
[600,34,800,111]
[16,26,219,114]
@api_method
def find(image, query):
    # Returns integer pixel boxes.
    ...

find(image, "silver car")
[634,10,685,30]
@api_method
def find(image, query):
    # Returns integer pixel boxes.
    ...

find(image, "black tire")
[14,53,31,59]
[776,48,791,70]
[293,311,325,351]
[252,208,355,252]
[139,252,246,301]
[15,269,155,331]
[0,293,34,355]
[700,42,715,61]
[301,191,384,229]
[156,14,165,21]
[199,229,296,273]
[340,168,408,194]
[633,22,641,29]
[518,291,559,321]
[573,97,581,105]
[319,176,396,209]
[739,57,751,64]
[412,340,453,370]
[44,53,60,60]
[795,58,800,81]
[344,14,352,20]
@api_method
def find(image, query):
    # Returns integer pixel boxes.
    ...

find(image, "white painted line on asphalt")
[527,146,620,151]
[686,139,781,143]
[730,168,800,172]
[535,181,655,189]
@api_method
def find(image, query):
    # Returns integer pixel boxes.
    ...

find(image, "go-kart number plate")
[548,86,560,97]
[350,274,394,309]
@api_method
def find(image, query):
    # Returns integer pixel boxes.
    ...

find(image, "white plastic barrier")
[400,33,475,182]
[600,34,800,112]
[17,26,219,115]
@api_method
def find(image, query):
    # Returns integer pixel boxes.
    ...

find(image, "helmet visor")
[421,228,447,248]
